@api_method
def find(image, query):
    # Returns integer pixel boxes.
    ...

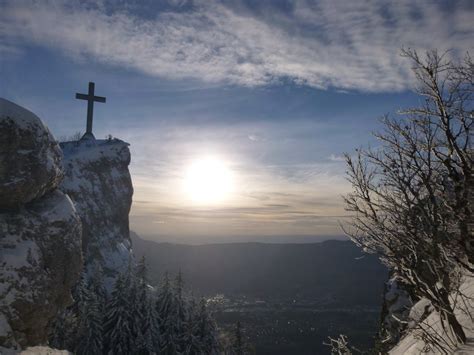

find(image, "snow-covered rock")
[0,346,72,354]
[0,189,82,348]
[379,273,414,347]
[390,274,474,355]
[0,99,82,349]
[60,138,134,290]
[0,98,63,209]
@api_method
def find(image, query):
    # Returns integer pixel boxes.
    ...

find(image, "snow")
[0,313,12,339]
[61,139,129,165]
[59,137,134,293]
[20,347,71,355]
[456,342,474,355]
[0,237,39,304]
[0,188,82,347]
[406,298,433,328]
[0,346,72,354]
[0,98,49,132]
[37,190,78,221]
[390,274,474,354]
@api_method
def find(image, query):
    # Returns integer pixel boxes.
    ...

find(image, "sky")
[1,0,473,243]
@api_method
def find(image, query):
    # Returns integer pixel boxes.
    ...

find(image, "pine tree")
[125,262,144,352]
[76,286,103,355]
[89,265,107,312]
[135,256,161,354]
[182,298,202,354]
[104,273,134,354]
[190,298,220,354]
[139,296,162,354]
[157,272,179,354]
[173,270,188,352]
[232,321,244,355]
[73,273,90,314]
[49,308,78,351]
[51,265,222,355]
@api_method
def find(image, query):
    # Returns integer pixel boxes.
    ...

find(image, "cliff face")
[0,99,82,348]
[0,98,135,351]
[378,273,413,348]
[0,99,63,209]
[60,139,134,290]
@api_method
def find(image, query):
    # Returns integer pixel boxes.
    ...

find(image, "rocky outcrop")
[0,191,82,347]
[378,272,414,349]
[60,139,134,290]
[0,99,82,349]
[0,99,63,210]
[389,275,474,354]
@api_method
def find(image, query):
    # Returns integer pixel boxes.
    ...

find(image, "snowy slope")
[0,346,71,354]
[390,274,474,354]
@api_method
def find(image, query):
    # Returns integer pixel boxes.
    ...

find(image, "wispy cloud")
[1,0,472,92]
[328,154,346,162]
[112,115,357,238]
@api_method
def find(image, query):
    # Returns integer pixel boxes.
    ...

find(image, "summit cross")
[75,82,106,139]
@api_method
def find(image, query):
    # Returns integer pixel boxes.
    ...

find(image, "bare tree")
[59,131,82,142]
[324,334,363,355]
[343,49,472,347]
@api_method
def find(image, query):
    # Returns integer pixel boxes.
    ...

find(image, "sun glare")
[183,157,234,204]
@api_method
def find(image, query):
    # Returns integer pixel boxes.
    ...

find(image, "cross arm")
[75,93,89,100]
[75,93,106,103]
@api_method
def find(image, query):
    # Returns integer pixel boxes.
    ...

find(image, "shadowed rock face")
[0,98,63,210]
[0,99,82,349]
[60,139,134,290]
[378,272,414,350]
[0,191,82,347]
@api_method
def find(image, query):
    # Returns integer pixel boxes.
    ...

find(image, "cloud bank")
[2,0,472,92]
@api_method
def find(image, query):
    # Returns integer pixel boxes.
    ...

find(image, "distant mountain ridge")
[131,232,388,307]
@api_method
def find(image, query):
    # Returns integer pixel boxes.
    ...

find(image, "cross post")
[76,82,106,139]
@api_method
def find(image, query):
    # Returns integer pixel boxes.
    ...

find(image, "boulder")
[0,190,82,347]
[0,98,63,210]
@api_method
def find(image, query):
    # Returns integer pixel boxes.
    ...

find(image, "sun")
[183,157,234,204]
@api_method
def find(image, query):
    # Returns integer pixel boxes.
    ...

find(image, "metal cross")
[75,82,106,139]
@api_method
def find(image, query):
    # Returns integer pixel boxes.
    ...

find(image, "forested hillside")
[132,232,387,307]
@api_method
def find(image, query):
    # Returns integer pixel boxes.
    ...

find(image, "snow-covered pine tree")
[139,296,162,355]
[173,270,189,352]
[232,321,244,355]
[182,298,202,354]
[88,264,107,313]
[125,262,144,352]
[192,298,220,354]
[104,273,134,354]
[157,272,178,354]
[135,256,161,354]
[76,284,104,355]
[49,308,79,351]
[72,273,90,317]
[155,271,191,354]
